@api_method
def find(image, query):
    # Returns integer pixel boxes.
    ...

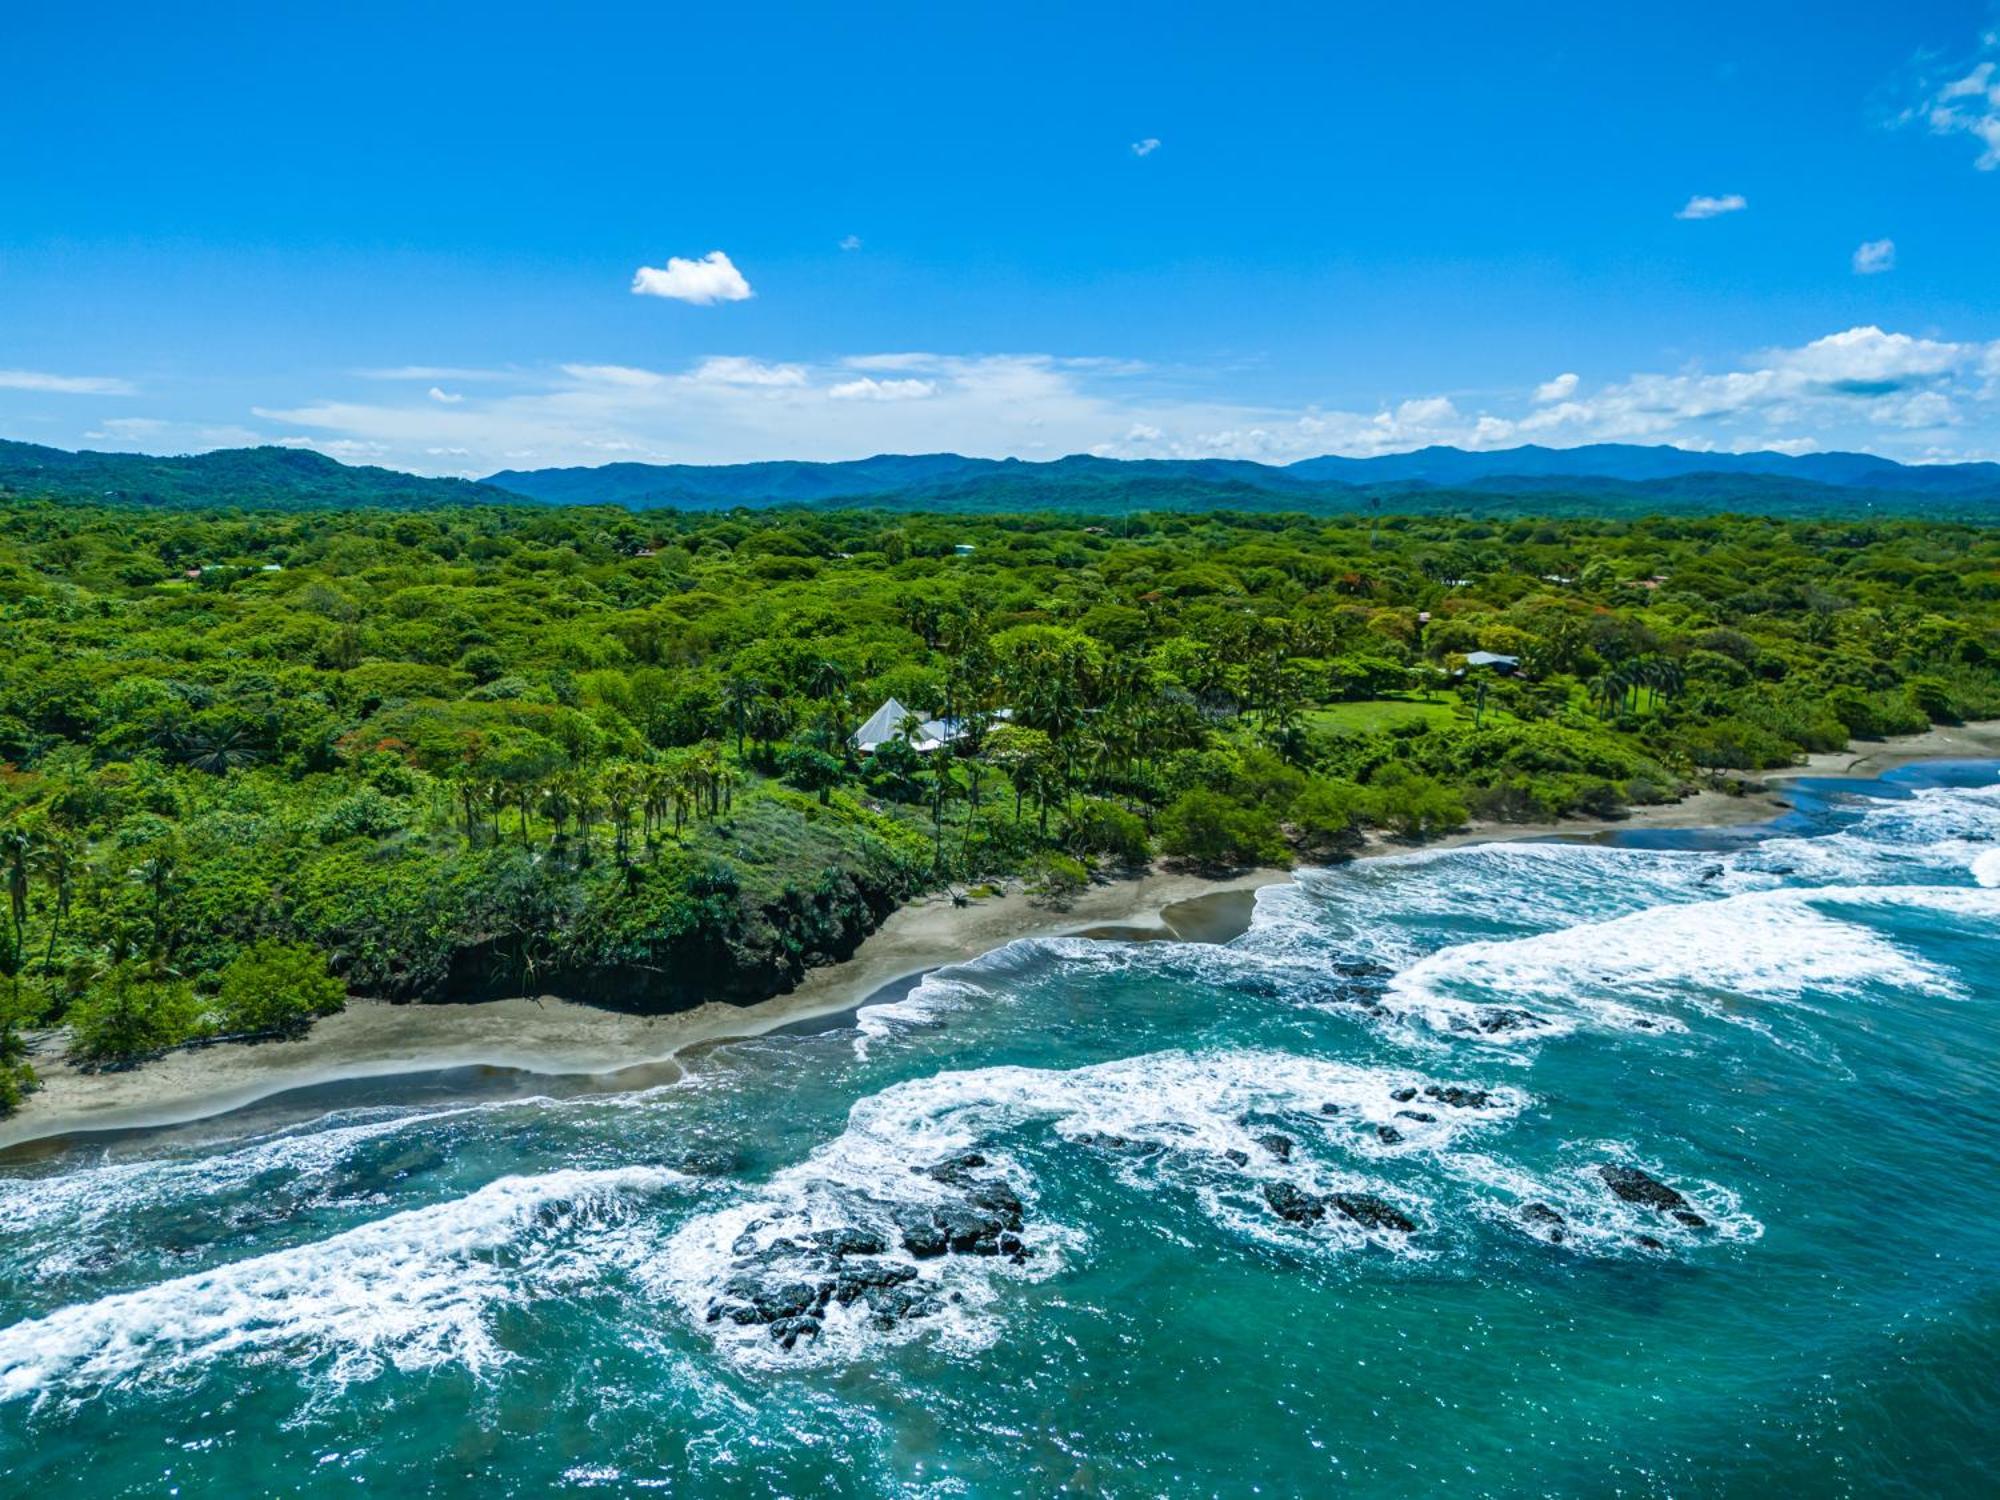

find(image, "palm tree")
[721,674,762,758]
[1,826,31,1001]
[29,830,79,977]
[175,722,260,774]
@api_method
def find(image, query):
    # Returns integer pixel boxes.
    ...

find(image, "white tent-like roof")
[852,700,1013,754]
[850,697,912,753]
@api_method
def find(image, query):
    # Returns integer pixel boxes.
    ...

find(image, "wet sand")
[9,721,1994,1152]
[1,866,1291,1151]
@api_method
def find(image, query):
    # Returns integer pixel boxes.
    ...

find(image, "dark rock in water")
[1475,1008,1543,1034]
[1389,1087,1418,1103]
[832,1260,918,1305]
[1318,1102,1343,1116]
[810,1226,888,1257]
[1423,1084,1492,1110]
[1334,959,1395,979]
[970,1182,1026,1231]
[674,1148,741,1178]
[1698,864,1725,884]
[715,1275,829,1326]
[1598,1165,1690,1212]
[1632,1234,1666,1252]
[1255,1132,1295,1162]
[933,1203,1010,1254]
[865,1282,941,1329]
[1330,1193,1416,1233]
[1519,1202,1567,1243]
[767,1314,822,1350]
[1223,1148,1250,1167]
[921,1152,990,1186]
[1375,1124,1404,1145]
[1394,1110,1436,1123]
[1072,1130,1166,1158]
[898,1216,949,1258]
[1671,1209,1709,1230]
[1263,1181,1327,1224]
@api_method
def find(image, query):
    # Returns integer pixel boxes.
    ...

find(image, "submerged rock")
[810,1226,888,1257]
[1072,1131,1166,1158]
[1374,1124,1404,1145]
[1255,1132,1295,1162]
[1518,1202,1567,1243]
[1329,1193,1416,1234]
[1263,1181,1326,1224]
[1598,1164,1690,1212]
[1422,1084,1492,1110]
[1262,1183,1416,1235]
[1394,1110,1436,1124]
[1389,1087,1418,1103]
[1223,1148,1251,1167]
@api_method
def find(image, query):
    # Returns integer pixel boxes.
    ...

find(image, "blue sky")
[3,1,1998,473]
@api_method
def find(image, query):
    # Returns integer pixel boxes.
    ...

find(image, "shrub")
[1156,790,1289,868]
[1287,778,1367,854]
[67,967,204,1063]
[1064,799,1152,864]
[1363,765,1468,837]
[1027,851,1092,905]
[212,940,347,1036]
[1680,717,1795,772]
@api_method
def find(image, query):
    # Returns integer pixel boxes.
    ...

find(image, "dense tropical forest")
[1,498,1996,1111]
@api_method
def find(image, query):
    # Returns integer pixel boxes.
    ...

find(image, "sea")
[1,763,1996,1496]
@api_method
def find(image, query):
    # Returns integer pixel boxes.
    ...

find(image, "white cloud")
[233,324,2000,475]
[839,235,863,251]
[1675,193,1747,220]
[0,368,137,395]
[691,356,808,386]
[1901,35,2000,170]
[560,363,670,388]
[828,377,936,401]
[355,365,509,382]
[428,386,463,403]
[843,352,944,371]
[630,250,754,304]
[1131,138,1161,157]
[1852,238,1896,275]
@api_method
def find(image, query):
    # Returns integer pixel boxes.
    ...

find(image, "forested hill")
[485,444,2000,516]
[7,435,2000,517]
[0,439,517,510]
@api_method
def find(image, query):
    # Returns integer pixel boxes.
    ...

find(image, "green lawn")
[1301,697,1469,734]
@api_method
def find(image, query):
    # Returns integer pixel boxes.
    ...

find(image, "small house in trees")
[851,698,1011,754]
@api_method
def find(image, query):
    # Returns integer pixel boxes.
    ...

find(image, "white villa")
[850,698,1011,754]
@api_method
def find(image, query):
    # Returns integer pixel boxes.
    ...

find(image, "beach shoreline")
[7,721,1995,1152]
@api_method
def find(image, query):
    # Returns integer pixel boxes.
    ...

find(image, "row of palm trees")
[445,743,739,861]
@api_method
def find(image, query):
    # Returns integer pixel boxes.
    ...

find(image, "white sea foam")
[1451,1148,1762,1253]
[1973,849,2000,888]
[660,1048,1529,1367]
[1382,883,1960,1044]
[0,1166,680,1405]
[0,1106,481,1240]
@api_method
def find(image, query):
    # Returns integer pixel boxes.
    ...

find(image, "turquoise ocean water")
[2,764,1997,1496]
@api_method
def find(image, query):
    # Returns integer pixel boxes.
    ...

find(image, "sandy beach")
[7,721,1994,1152]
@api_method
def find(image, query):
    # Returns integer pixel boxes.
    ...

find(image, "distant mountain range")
[488,443,2000,513]
[0,439,518,510]
[4,436,1998,517]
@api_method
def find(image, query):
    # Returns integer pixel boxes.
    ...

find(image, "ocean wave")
[657,1047,1542,1367]
[0,1166,681,1406]
[1382,883,1964,1044]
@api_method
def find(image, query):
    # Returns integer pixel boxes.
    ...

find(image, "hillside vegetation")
[2,500,1996,1109]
